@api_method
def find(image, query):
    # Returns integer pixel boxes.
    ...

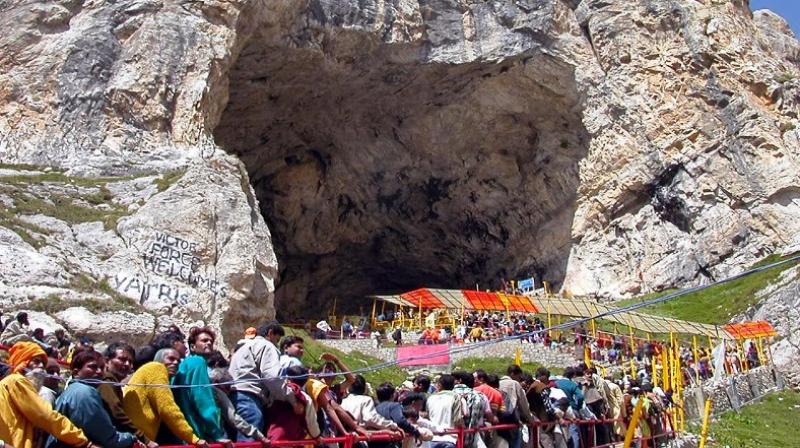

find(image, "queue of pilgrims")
[0,320,678,448]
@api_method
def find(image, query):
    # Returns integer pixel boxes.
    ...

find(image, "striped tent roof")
[374,288,732,339]
[723,321,777,339]
[375,288,540,313]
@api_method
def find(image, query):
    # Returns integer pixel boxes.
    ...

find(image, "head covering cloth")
[8,341,47,373]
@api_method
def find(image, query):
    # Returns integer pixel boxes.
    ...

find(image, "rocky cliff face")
[1,0,798,339]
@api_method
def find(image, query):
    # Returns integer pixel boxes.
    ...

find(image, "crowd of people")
[377,310,766,385]
[0,314,683,448]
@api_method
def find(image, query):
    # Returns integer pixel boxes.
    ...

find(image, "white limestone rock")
[55,307,157,346]
[23,311,66,336]
[0,0,798,346]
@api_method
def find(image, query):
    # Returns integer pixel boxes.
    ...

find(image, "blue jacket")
[46,381,135,448]
[376,401,419,436]
[555,378,584,411]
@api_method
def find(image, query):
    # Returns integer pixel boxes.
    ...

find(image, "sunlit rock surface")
[1,0,798,338]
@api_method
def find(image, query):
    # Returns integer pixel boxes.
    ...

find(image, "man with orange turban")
[0,342,93,448]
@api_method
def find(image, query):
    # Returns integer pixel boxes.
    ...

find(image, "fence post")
[623,398,644,448]
[698,399,713,448]
[343,432,355,448]
[456,427,465,448]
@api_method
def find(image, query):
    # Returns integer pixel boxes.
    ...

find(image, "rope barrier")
[2,253,797,388]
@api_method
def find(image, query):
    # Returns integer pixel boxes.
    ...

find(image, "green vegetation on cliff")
[617,253,799,324]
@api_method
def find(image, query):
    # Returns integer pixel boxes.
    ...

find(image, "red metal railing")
[161,413,677,448]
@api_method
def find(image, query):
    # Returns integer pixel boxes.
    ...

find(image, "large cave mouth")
[214,33,589,319]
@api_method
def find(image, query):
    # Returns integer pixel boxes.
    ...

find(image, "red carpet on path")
[396,343,450,366]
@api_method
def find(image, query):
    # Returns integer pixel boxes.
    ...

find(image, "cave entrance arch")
[213,33,589,319]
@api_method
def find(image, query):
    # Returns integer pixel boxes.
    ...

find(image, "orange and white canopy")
[372,288,766,339]
[374,288,540,313]
[723,321,777,339]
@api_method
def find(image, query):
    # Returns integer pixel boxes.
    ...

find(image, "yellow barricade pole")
[674,344,685,432]
[693,336,701,383]
[627,321,636,379]
[662,349,670,392]
[546,300,552,338]
[740,340,749,371]
[672,343,679,391]
[584,345,592,368]
[623,398,644,448]
[651,354,658,388]
[629,358,636,380]
[698,398,712,448]
[755,337,766,366]
[556,314,561,340]
[418,298,423,330]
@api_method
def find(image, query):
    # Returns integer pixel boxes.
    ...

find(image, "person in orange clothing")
[122,348,209,448]
[0,342,94,448]
[419,328,439,345]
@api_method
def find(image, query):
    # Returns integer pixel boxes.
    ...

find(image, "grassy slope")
[707,390,800,448]
[285,329,408,385]
[454,357,564,376]
[615,253,799,325]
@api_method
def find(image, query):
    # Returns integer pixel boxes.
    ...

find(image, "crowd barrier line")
[159,414,677,448]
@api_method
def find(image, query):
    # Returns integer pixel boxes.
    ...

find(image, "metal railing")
[160,412,679,448]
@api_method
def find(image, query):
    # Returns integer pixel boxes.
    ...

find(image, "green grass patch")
[0,171,140,187]
[83,186,115,205]
[153,169,187,193]
[0,162,48,171]
[0,207,51,248]
[708,389,800,448]
[11,191,128,231]
[615,253,799,324]
[286,329,408,386]
[22,293,142,315]
[454,357,563,376]
[0,168,136,232]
